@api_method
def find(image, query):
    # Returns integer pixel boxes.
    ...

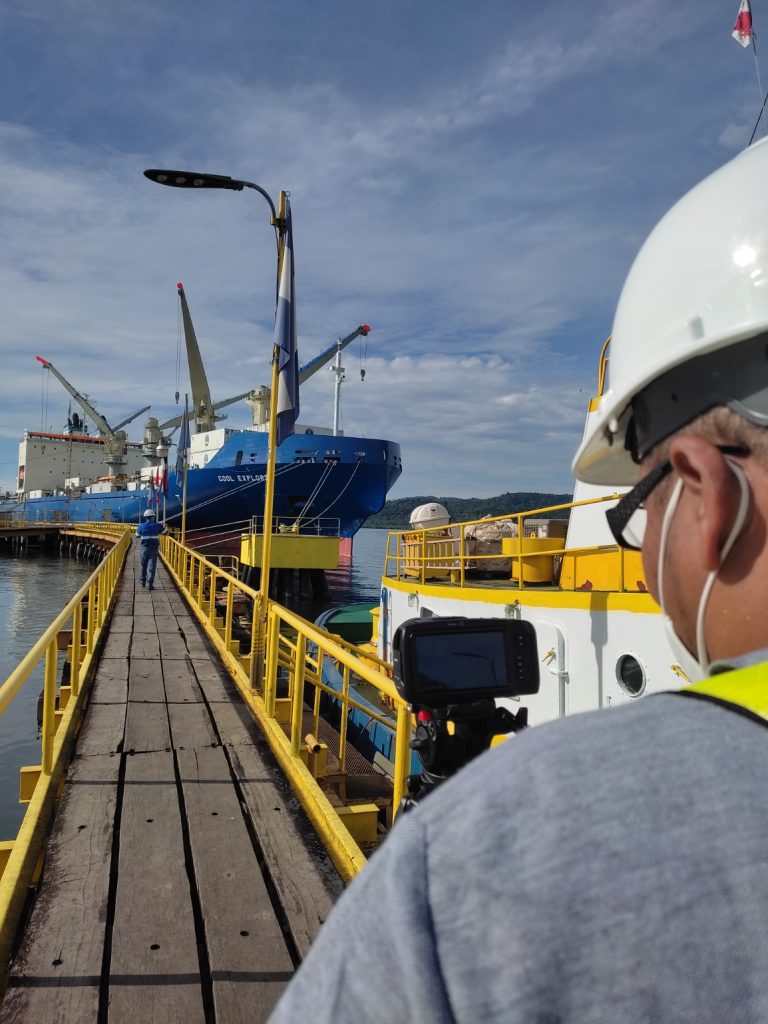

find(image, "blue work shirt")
[136,519,166,547]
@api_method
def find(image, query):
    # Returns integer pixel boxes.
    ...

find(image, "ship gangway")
[0,524,414,1023]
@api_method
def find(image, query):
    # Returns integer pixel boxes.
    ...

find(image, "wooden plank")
[110,615,134,634]
[91,659,129,703]
[167,704,218,749]
[192,663,260,747]
[177,746,293,1022]
[124,702,171,754]
[179,636,210,659]
[228,741,343,959]
[132,615,158,634]
[112,593,135,614]
[109,751,205,1023]
[77,703,127,756]
[130,633,160,659]
[154,614,181,634]
[102,632,131,659]
[188,658,232,700]
[0,755,118,1023]
[128,660,166,703]
[156,633,190,661]
[162,660,203,704]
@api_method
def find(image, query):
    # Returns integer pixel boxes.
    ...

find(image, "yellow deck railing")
[385,492,647,593]
[0,524,132,969]
[161,534,413,882]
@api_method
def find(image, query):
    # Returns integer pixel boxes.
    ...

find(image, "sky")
[0,0,764,500]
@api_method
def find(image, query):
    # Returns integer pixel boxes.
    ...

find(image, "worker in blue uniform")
[269,139,768,1023]
[136,508,165,590]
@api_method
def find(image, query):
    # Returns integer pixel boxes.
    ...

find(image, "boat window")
[616,654,646,697]
[235,451,244,466]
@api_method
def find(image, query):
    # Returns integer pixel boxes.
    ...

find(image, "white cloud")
[0,0,758,503]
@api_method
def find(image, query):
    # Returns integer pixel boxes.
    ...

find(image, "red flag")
[733,0,753,47]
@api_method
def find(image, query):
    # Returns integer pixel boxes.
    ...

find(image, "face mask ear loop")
[694,460,751,674]
[657,477,684,617]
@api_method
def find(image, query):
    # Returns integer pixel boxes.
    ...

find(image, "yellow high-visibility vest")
[683,661,768,720]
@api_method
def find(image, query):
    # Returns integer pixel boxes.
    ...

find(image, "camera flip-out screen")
[393,616,540,707]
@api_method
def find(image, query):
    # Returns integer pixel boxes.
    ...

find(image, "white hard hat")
[573,136,768,486]
[143,509,156,518]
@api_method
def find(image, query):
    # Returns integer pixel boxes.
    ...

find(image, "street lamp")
[144,166,290,668]
[144,168,282,265]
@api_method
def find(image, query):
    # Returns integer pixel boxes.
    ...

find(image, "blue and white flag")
[176,396,190,477]
[274,201,300,446]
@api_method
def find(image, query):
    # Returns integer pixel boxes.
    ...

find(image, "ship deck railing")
[247,515,341,538]
[384,493,649,594]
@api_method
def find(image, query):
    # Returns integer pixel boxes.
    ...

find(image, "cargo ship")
[1,286,402,546]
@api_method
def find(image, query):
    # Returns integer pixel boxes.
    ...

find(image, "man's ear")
[668,435,739,573]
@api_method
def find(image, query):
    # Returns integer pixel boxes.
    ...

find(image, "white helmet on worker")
[143,509,156,518]
[573,136,768,486]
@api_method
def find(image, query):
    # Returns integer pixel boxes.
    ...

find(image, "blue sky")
[0,0,763,499]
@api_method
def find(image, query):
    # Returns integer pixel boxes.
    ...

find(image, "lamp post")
[144,167,289,677]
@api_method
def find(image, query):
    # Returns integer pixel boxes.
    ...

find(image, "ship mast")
[246,324,371,431]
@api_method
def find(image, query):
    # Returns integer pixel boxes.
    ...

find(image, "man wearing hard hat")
[136,508,166,591]
[269,142,768,1023]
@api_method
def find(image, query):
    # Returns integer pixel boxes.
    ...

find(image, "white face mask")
[657,459,750,681]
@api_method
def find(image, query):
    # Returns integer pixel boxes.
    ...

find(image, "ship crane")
[35,356,150,477]
[171,282,251,433]
[246,324,372,432]
[138,283,255,463]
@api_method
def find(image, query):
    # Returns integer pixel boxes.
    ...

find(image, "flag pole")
[752,30,765,120]
[181,394,189,546]
[258,190,288,610]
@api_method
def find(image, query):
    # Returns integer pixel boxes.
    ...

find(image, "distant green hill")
[365,492,573,530]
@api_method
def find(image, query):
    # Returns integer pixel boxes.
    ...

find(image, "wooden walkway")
[0,545,343,1023]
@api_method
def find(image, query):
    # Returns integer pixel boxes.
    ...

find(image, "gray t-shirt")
[269,692,768,1023]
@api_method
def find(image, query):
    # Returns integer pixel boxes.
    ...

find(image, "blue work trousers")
[140,543,159,586]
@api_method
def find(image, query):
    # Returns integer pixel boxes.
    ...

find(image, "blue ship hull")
[4,431,401,538]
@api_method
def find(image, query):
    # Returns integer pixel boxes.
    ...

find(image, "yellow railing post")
[86,586,96,654]
[224,581,234,648]
[459,523,466,586]
[290,636,307,758]
[392,703,413,821]
[196,558,205,607]
[70,602,82,698]
[264,605,280,713]
[41,641,58,775]
[208,569,218,627]
[520,516,528,589]
[338,663,351,774]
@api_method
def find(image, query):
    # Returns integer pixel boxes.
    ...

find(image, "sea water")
[0,529,390,839]
[0,547,94,838]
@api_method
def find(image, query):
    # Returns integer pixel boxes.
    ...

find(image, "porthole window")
[616,654,646,697]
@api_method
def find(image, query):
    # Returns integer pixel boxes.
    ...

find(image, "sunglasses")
[605,444,750,551]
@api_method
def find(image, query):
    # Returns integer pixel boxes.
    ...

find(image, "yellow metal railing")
[384,492,648,593]
[0,524,132,968]
[161,534,413,881]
